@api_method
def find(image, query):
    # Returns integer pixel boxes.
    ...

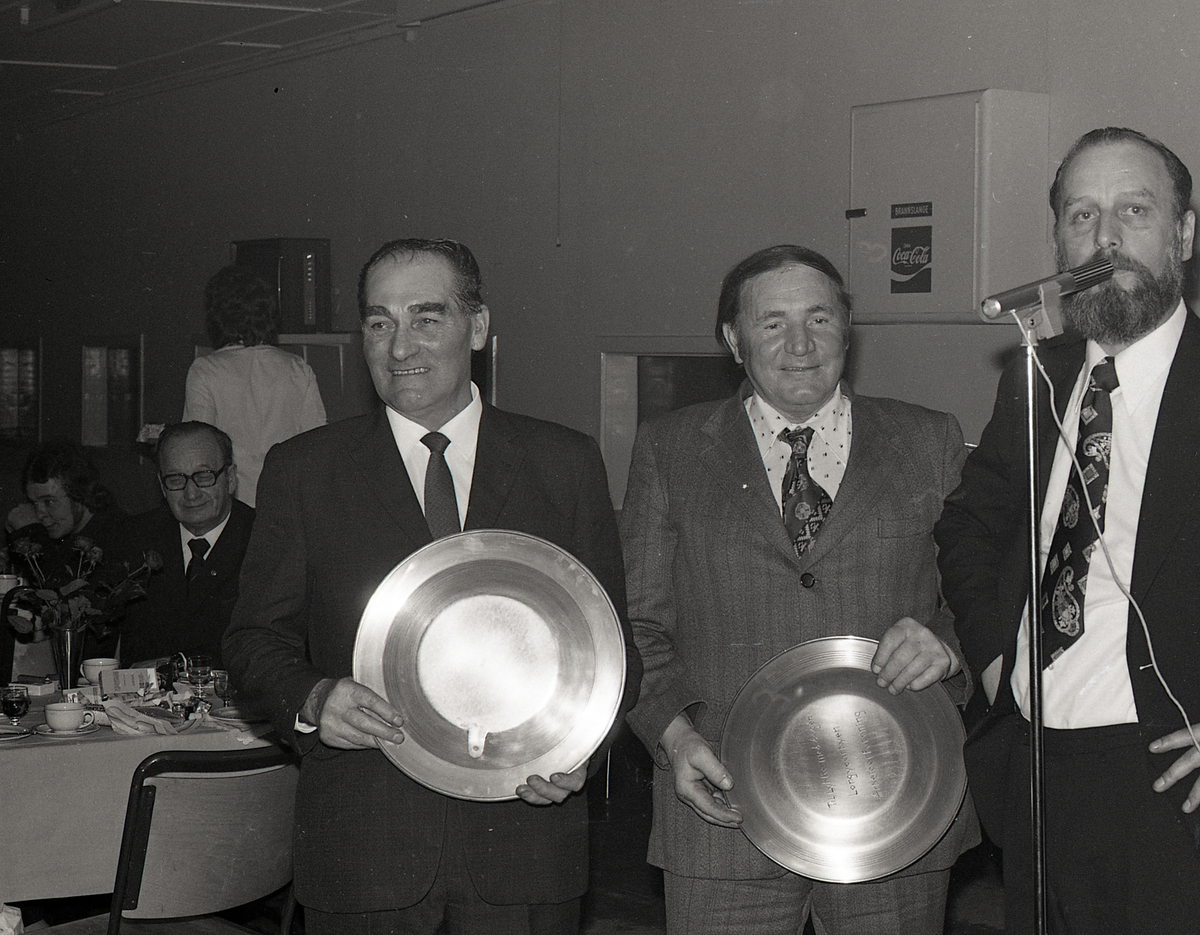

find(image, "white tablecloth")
[0,697,283,902]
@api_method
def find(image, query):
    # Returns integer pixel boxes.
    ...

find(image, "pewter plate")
[353,530,626,801]
[721,636,966,882]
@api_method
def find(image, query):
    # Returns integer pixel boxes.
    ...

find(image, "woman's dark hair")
[204,265,281,348]
[22,440,113,513]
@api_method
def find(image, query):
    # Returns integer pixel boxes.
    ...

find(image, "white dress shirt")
[1012,301,1186,728]
[384,383,483,529]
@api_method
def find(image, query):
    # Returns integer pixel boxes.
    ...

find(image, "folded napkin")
[102,698,196,735]
[103,696,273,743]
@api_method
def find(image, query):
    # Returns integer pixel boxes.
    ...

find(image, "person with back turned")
[936,127,1200,933]
[223,238,641,935]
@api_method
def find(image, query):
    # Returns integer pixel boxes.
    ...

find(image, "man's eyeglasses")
[160,464,229,491]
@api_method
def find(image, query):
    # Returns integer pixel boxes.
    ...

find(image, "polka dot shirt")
[745,389,852,514]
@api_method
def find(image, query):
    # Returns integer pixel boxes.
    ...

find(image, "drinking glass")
[1,686,30,725]
[189,654,213,703]
[211,669,232,707]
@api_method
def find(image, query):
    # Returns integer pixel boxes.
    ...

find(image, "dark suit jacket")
[621,388,979,881]
[935,309,1200,847]
[110,499,254,668]
[222,404,641,913]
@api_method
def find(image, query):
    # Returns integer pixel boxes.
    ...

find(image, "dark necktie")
[780,426,834,558]
[1039,357,1119,667]
[186,537,210,594]
[421,432,461,539]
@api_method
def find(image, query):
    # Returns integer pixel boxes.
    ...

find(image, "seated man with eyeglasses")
[109,421,253,669]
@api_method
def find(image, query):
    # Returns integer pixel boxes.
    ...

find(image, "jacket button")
[800,573,816,588]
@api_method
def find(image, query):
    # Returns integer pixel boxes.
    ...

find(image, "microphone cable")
[1010,309,1200,766]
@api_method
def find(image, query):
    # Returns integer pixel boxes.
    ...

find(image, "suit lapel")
[464,405,524,530]
[1131,310,1200,598]
[697,394,797,561]
[345,408,431,552]
[1037,337,1087,498]
[799,397,900,567]
[186,501,250,609]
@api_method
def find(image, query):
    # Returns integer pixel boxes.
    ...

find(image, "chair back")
[112,745,298,927]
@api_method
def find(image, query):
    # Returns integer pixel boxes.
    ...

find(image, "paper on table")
[0,903,23,935]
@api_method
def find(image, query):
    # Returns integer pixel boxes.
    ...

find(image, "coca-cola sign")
[892,244,931,266]
[891,225,932,294]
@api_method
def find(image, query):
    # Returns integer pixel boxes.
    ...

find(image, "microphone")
[980,258,1115,320]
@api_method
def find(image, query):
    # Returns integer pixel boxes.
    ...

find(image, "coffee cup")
[82,657,120,686]
[45,702,95,732]
[0,574,21,595]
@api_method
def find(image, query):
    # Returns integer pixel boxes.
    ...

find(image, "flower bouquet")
[1,537,163,689]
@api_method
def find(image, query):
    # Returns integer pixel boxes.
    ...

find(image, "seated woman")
[183,265,327,507]
[2,441,126,674]
[5,440,125,565]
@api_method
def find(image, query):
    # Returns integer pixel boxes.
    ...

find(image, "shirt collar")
[385,382,483,462]
[747,386,851,458]
[178,509,231,555]
[1086,299,1186,412]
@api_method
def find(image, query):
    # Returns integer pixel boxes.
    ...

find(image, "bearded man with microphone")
[936,127,1200,933]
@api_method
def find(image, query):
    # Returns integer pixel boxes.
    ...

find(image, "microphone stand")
[1018,283,1064,935]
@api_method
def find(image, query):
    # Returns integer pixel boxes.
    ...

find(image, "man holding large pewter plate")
[224,239,641,935]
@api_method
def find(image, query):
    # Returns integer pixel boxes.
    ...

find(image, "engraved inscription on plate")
[771,688,908,834]
[417,594,560,758]
[721,636,967,881]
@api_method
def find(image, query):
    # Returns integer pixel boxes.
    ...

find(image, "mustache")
[1075,249,1156,278]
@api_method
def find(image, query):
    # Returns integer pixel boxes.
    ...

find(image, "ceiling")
[0,0,499,129]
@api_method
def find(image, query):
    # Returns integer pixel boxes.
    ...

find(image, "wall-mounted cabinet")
[847,89,1051,322]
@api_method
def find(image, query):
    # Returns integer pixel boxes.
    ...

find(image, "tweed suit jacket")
[110,499,254,667]
[622,388,979,881]
[222,403,640,914]
[936,309,1200,847]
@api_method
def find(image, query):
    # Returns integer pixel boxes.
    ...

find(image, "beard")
[1055,238,1185,347]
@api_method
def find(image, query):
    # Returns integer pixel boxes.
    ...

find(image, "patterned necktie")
[421,432,461,539]
[1039,357,1119,667]
[186,537,210,595]
[780,426,834,557]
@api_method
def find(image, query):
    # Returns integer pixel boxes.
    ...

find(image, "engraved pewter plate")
[353,530,626,801]
[720,636,966,882]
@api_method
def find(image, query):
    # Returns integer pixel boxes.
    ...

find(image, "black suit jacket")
[935,309,1200,846]
[111,499,254,668]
[222,404,641,913]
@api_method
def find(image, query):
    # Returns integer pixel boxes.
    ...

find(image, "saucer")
[35,723,101,737]
[211,706,267,724]
[0,725,32,741]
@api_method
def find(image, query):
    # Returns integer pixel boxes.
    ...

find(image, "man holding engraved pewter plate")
[620,245,979,935]
[223,239,641,935]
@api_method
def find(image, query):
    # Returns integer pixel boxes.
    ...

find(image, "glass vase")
[53,627,87,691]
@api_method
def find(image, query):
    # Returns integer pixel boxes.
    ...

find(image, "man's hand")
[302,677,405,750]
[660,713,742,828]
[872,617,960,695]
[1150,726,1200,813]
[517,766,587,805]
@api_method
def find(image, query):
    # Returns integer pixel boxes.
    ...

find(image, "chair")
[46,745,300,935]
